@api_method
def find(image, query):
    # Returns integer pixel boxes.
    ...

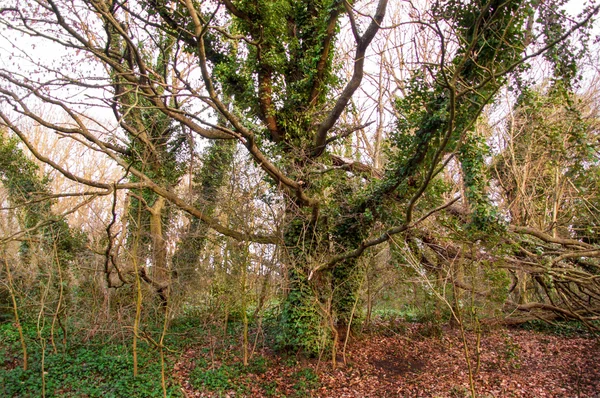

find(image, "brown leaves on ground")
[175,324,600,397]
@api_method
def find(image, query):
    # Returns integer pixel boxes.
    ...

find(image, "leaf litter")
[174,324,600,397]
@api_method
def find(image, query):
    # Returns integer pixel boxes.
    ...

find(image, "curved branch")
[308,0,344,106]
[309,196,460,278]
[510,226,595,250]
[312,0,388,157]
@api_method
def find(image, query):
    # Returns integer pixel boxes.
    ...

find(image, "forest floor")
[174,322,600,398]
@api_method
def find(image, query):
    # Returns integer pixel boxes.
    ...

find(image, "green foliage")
[517,320,598,337]
[374,305,444,325]
[2,0,594,371]
[278,268,331,356]
[0,133,49,209]
[372,0,532,233]
[459,130,503,234]
[263,379,278,396]
[0,325,182,397]
[386,0,532,220]
[538,0,593,86]
[190,0,343,145]
[502,334,521,368]
[0,131,86,265]
[189,356,271,395]
[330,258,364,327]
[290,367,319,396]
[160,315,209,349]
[189,358,244,394]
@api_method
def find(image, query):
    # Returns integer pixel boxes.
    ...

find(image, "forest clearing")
[1,0,599,396]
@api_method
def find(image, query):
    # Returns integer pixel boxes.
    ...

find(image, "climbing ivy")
[0,132,83,260]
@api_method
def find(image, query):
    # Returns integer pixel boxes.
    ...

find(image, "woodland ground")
[175,322,600,398]
[2,319,599,397]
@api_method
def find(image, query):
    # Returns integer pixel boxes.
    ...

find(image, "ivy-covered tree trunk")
[102,14,186,303]
[297,0,534,349]
[172,139,236,282]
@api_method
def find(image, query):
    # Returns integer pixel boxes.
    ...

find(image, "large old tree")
[1,0,599,354]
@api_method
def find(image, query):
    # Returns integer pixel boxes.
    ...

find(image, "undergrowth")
[516,319,599,337]
[0,322,184,397]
